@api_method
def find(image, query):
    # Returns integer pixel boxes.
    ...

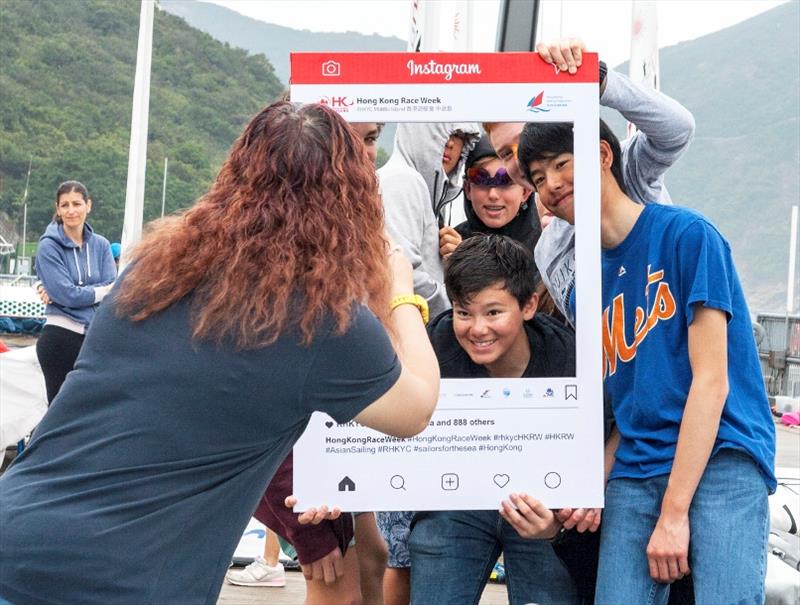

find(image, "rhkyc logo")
[319,96,353,112]
[502,387,511,398]
[526,91,550,113]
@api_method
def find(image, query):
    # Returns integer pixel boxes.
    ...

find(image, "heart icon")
[493,474,510,488]
[325,421,334,428]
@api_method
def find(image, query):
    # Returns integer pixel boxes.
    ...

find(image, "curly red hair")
[115,102,391,348]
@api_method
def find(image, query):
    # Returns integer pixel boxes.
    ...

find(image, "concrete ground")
[217,574,508,605]
[218,422,800,605]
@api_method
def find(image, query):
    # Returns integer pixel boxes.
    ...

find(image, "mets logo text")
[602,267,677,378]
[526,92,550,113]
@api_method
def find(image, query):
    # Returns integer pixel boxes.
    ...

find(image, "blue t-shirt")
[0,293,400,604]
[601,204,776,492]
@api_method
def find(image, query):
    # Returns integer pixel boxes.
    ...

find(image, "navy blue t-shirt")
[0,293,400,604]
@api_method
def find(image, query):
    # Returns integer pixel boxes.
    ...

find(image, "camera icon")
[321,60,341,77]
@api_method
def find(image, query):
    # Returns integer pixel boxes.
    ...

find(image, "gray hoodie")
[378,122,480,317]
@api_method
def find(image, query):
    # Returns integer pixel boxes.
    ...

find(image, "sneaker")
[225,557,286,587]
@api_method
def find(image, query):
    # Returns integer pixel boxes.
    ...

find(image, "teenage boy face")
[527,153,575,225]
[452,283,537,377]
[351,122,381,164]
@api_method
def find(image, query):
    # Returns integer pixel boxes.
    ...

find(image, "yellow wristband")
[390,294,429,325]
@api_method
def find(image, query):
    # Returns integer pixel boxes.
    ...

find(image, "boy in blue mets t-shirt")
[517,120,775,605]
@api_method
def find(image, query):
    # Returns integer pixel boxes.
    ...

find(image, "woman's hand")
[36,283,52,305]
[388,244,414,299]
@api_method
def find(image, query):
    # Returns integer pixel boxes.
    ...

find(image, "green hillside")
[159,0,404,154]
[601,1,799,312]
[0,0,283,243]
[159,0,406,84]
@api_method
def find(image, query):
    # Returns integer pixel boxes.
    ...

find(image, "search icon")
[390,475,406,490]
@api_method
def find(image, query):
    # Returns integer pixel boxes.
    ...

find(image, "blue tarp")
[0,317,44,335]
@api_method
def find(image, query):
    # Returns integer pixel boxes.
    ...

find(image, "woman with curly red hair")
[0,102,439,605]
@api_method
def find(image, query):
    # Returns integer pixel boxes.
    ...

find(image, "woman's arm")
[355,248,440,438]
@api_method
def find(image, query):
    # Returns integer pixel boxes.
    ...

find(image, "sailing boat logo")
[526,92,550,113]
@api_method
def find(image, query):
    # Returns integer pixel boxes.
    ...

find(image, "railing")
[756,312,800,397]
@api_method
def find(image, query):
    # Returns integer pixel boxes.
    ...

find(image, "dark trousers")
[36,324,84,404]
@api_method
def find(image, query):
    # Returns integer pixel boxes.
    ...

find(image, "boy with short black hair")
[408,234,581,605]
[518,120,776,605]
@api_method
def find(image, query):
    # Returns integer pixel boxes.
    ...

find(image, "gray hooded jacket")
[378,122,479,317]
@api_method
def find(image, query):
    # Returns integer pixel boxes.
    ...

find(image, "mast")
[410,0,476,52]
[120,0,155,264]
[18,155,32,274]
[629,1,660,89]
[160,157,168,218]
[787,206,798,315]
[628,1,659,135]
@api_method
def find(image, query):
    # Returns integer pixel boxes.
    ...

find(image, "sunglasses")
[466,166,514,188]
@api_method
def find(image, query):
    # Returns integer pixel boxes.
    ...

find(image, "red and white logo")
[321,60,341,77]
[319,96,352,108]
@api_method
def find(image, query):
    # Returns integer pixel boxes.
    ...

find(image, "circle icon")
[544,472,562,489]
[390,475,406,490]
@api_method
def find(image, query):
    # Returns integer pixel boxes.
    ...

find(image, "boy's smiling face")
[527,152,575,225]
[452,282,538,378]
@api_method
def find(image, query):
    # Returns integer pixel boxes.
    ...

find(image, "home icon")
[338,476,356,492]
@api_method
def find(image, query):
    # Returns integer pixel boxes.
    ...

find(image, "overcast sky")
[205,0,787,67]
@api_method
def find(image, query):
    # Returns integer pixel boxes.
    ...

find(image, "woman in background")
[35,180,116,403]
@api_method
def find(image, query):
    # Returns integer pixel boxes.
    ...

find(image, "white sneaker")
[225,557,286,587]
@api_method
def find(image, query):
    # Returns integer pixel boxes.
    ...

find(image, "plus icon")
[441,473,460,491]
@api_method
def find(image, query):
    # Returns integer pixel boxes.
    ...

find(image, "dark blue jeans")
[409,509,579,605]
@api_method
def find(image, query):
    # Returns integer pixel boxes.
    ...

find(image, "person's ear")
[522,292,539,320]
[599,140,613,171]
[521,185,534,201]
[86,198,93,214]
